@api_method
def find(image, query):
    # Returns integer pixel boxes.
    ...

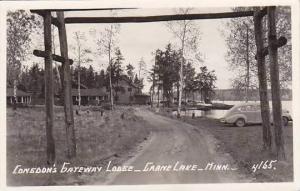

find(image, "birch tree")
[138,57,147,80]
[165,8,201,118]
[224,7,292,93]
[7,10,41,108]
[94,23,120,110]
[71,31,92,109]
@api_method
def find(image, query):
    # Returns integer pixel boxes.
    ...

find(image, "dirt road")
[104,108,249,185]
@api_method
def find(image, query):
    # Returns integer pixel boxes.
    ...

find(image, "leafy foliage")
[7,10,41,87]
[224,6,292,94]
[194,66,217,103]
[126,64,135,81]
[149,44,216,105]
[152,44,180,105]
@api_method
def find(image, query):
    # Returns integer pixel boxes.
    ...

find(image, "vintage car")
[220,102,292,127]
[186,100,212,107]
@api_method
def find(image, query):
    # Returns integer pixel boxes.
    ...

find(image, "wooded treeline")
[14,49,144,100]
[148,43,217,106]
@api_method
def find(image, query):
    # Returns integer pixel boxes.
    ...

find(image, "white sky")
[30,8,236,92]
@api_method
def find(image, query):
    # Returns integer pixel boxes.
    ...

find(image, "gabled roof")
[71,81,88,89]
[71,88,107,96]
[119,75,140,89]
[7,88,31,97]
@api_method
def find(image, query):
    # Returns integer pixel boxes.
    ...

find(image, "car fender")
[225,114,247,124]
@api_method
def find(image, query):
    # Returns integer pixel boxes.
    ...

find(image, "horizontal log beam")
[30,10,60,27]
[255,36,287,59]
[33,50,73,65]
[31,8,136,12]
[64,11,254,24]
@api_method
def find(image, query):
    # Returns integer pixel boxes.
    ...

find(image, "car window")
[254,105,261,111]
[239,106,248,111]
[236,104,262,112]
[239,105,256,112]
[247,105,253,111]
[235,106,242,111]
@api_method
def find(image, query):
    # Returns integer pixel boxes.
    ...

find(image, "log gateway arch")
[30,7,287,165]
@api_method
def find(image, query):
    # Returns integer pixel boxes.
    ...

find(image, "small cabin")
[7,88,32,105]
[72,88,108,106]
[134,94,150,105]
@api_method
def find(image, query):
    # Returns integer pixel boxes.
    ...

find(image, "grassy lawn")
[6,106,150,186]
[181,116,293,182]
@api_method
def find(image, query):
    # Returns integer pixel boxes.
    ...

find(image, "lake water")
[172,101,293,119]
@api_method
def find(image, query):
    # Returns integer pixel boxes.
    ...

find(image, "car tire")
[282,117,289,127]
[235,118,246,127]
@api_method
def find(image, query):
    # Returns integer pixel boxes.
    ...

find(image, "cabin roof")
[71,88,107,96]
[119,75,140,89]
[7,88,31,97]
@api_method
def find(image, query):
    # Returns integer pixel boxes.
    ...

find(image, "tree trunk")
[193,91,195,103]
[151,53,157,108]
[152,85,155,107]
[254,10,272,151]
[13,80,17,110]
[177,36,185,118]
[177,83,179,104]
[157,86,160,108]
[171,84,174,104]
[162,86,164,104]
[115,81,119,104]
[43,11,56,164]
[57,11,77,159]
[267,6,285,160]
[245,24,250,102]
[151,85,154,108]
[78,45,81,110]
[108,51,114,110]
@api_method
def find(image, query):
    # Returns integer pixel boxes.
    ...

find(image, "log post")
[43,11,56,165]
[253,9,272,150]
[56,11,77,159]
[267,6,285,160]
